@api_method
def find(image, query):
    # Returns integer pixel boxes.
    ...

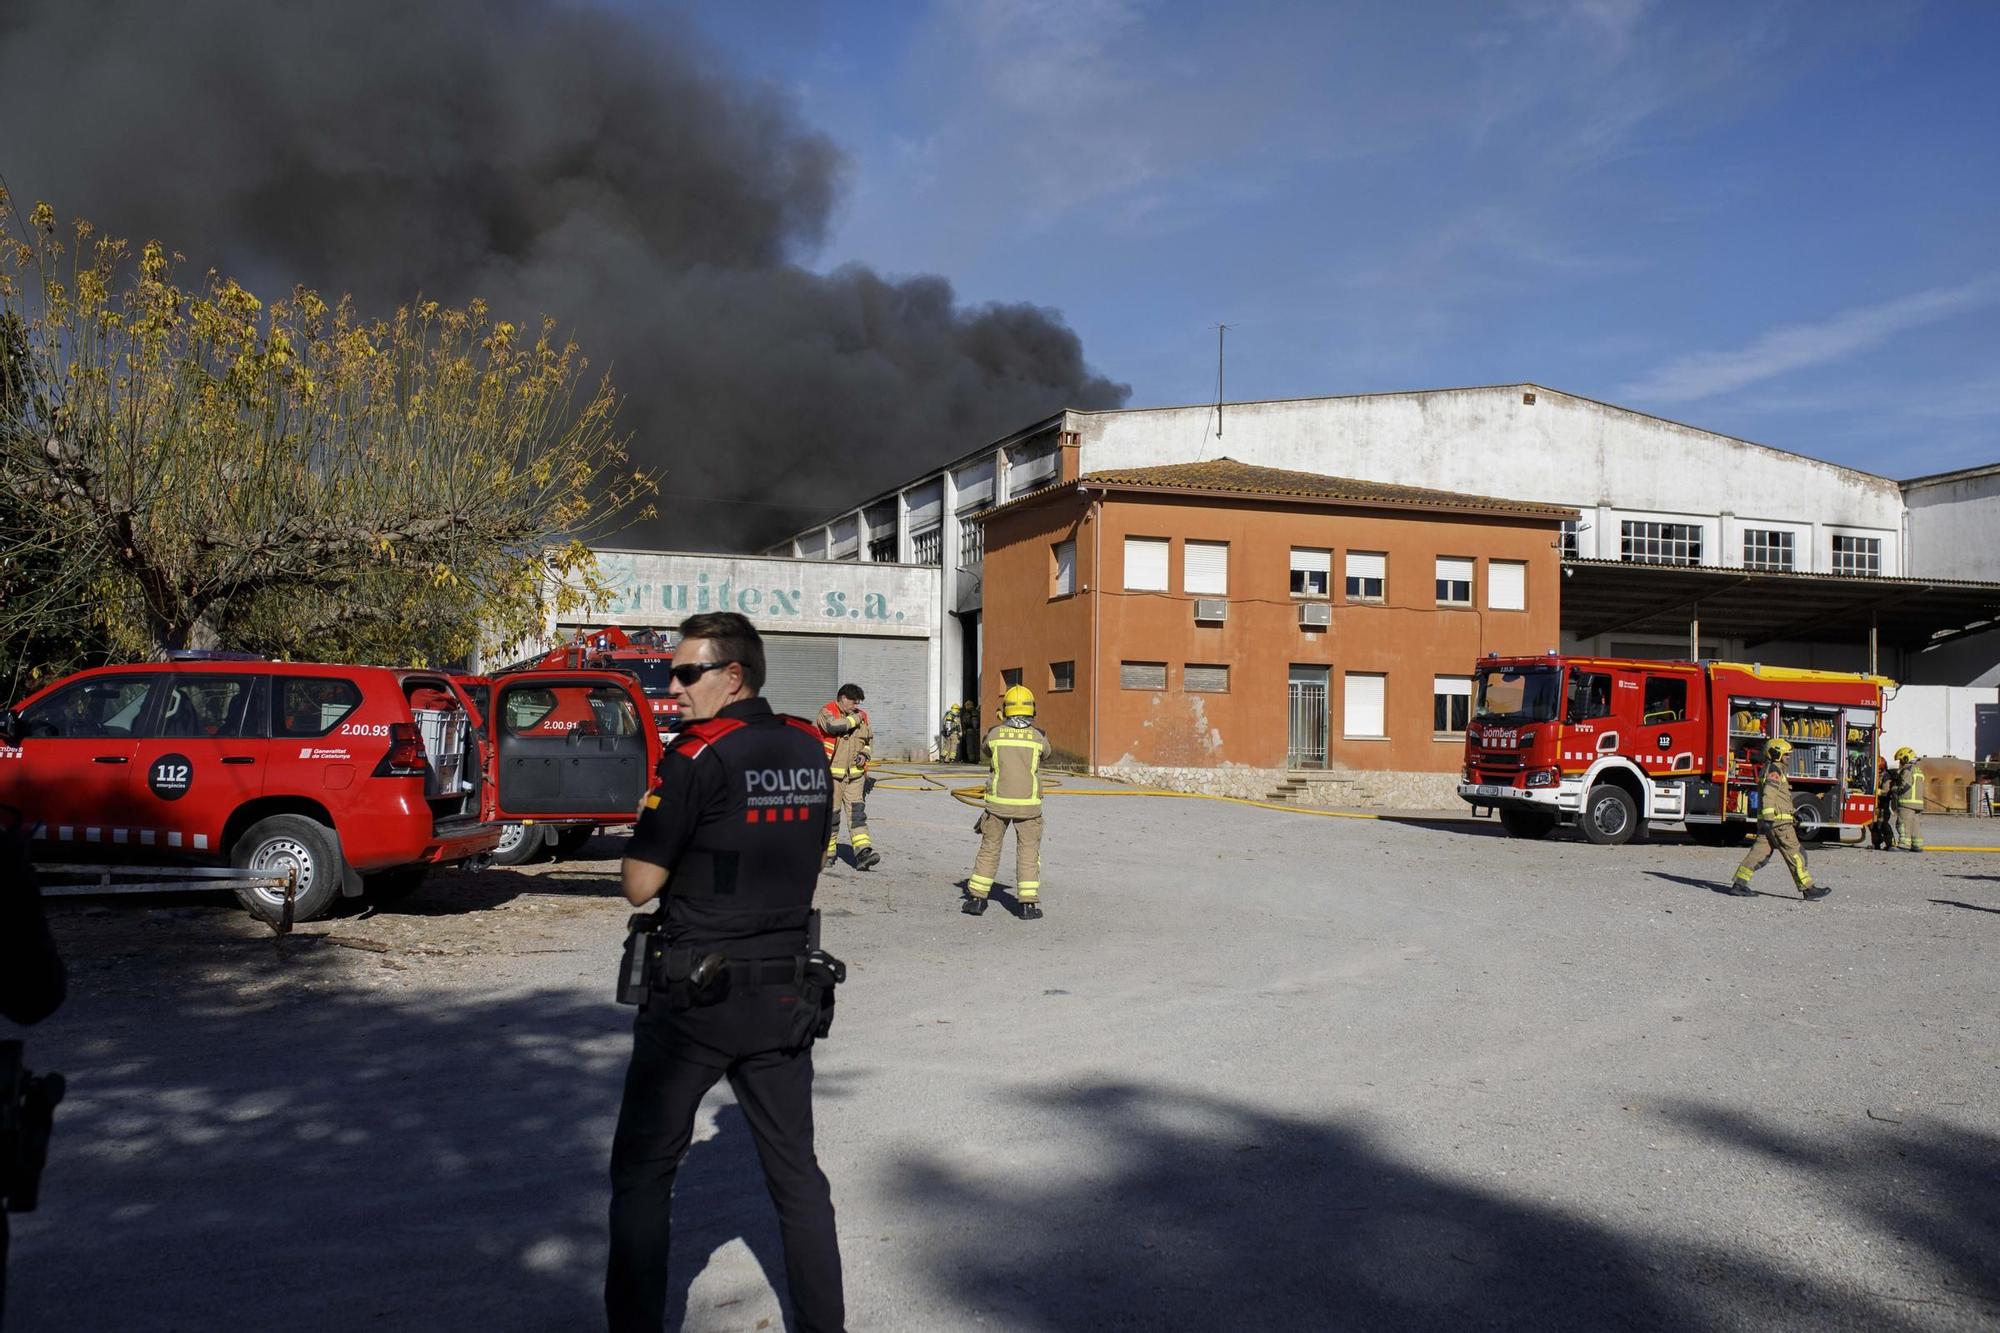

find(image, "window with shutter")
[1433,676,1471,734]
[1184,540,1228,595]
[1345,551,1385,601]
[1124,537,1169,591]
[1435,556,1473,605]
[1053,540,1076,597]
[1344,673,1386,737]
[1289,548,1331,598]
[1488,560,1526,610]
[1050,660,1075,691]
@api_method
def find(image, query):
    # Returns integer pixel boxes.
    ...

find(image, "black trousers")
[606,988,844,1332]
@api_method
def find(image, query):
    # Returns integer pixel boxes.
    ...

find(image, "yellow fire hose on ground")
[862,764,2000,847]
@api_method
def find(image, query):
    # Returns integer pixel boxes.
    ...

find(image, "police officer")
[963,685,1052,919]
[606,612,845,1333]
[817,685,878,870]
[1726,736,1829,901]
[1890,746,1927,852]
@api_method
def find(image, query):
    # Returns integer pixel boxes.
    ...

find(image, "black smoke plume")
[0,0,1127,550]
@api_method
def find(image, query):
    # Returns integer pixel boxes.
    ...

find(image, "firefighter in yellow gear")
[1727,737,1828,900]
[1889,746,1926,852]
[818,684,879,870]
[964,685,1052,919]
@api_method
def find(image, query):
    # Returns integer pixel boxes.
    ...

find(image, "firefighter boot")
[1723,874,1756,898]
[961,890,987,916]
[1018,900,1043,920]
[1802,884,1831,901]
[855,845,881,871]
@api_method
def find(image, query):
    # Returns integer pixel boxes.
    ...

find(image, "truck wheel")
[1499,810,1556,840]
[551,826,597,860]
[232,814,346,922]
[1580,785,1639,846]
[491,821,546,867]
[363,865,428,904]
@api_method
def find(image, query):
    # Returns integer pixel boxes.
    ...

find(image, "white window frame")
[1124,537,1169,592]
[1052,540,1076,597]
[1435,556,1473,606]
[1345,551,1385,602]
[1433,676,1471,737]
[1487,560,1527,611]
[1184,540,1229,596]
[1618,518,1704,566]
[1829,531,1884,577]
[1289,548,1331,599]
[1741,528,1796,572]
[1343,672,1386,739]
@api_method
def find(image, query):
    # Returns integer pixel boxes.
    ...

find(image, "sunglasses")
[668,660,736,686]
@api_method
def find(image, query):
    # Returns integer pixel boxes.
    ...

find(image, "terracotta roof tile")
[1075,458,1576,519]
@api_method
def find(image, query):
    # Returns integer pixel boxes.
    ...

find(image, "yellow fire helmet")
[1002,684,1036,719]
[1765,737,1793,759]
[1894,746,1916,763]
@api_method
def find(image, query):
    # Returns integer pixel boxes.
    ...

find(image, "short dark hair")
[837,683,864,702]
[676,612,765,694]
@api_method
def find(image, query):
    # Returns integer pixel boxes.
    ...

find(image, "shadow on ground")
[7,919,839,1331]
[891,1081,2000,1329]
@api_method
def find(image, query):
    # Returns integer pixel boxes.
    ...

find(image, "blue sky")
[669,0,1998,480]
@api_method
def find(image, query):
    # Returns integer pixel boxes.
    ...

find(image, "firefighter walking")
[1726,737,1829,900]
[1889,746,1926,852]
[819,684,879,870]
[963,685,1051,919]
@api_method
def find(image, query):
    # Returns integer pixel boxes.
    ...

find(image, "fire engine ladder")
[34,864,300,934]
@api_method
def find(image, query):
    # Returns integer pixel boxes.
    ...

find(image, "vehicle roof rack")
[162,649,265,661]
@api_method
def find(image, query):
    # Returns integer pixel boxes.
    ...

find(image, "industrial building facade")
[765,384,2000,799]
[979,459,1571,804]
[532,549,947,760]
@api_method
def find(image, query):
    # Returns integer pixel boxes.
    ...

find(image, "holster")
[784,911,847,1051]
[616,912,665,1006]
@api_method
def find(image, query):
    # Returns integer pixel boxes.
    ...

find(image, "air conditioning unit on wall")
[1194,598,1228,623]
[1298,602,1332,628]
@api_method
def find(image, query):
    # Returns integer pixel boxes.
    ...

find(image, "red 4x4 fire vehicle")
[0,657,660,920]
[1459,654,1889,846]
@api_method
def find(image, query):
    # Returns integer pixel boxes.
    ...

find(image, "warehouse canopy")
[1562,559,2000,649]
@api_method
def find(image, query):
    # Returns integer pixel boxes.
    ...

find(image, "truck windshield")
[621,657,677,697]
[1475,666,1561,724]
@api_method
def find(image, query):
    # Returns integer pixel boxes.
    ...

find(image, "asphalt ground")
[9,768,1998,1331]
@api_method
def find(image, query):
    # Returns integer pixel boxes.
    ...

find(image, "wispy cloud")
[1617,277,2000,403]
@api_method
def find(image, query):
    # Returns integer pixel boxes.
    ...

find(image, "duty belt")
[722,957,804,986]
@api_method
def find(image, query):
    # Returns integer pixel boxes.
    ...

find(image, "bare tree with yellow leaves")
[0,195,655,695]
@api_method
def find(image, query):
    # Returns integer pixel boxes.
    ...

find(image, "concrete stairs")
[1263,772,1367,806]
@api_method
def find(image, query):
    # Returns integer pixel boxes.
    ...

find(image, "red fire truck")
[1459,653,1889,846]
[503,626,682,735]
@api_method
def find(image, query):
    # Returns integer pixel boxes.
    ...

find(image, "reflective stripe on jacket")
[984,721,1051,811]
[818,702,872,777]
[1898,763,1925,809]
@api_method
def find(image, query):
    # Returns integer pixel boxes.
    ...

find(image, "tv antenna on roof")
[1213,323,1232,438]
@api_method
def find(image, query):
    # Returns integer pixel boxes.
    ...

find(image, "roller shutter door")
[836,637,929,759]
[762,634,839,720]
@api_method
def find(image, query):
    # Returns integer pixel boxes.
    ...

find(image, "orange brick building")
[980,458,1574,804]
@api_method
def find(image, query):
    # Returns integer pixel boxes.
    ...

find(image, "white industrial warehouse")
[766,384,2000,767]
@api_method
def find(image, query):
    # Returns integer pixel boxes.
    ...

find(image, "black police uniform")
[605,698,845,1333]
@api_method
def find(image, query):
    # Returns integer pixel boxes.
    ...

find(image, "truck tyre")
[1499,809,1557,840]
[363,865,428,904]
[551,826,597,860]
[1580,785,1639,846]
[232,814,346,923]
[491,821,546,867]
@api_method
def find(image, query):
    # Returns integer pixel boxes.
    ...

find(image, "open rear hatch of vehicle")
[488,673,655,821]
